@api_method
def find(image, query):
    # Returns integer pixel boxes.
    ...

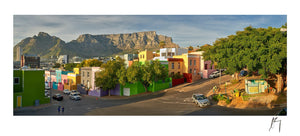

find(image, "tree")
[95,57,125,96]
[188,46,194,51]
[53,63,61,68]
[64,63,77,71]
[117,60,169,92]
[77,59,102,68]
[203,25,287,92]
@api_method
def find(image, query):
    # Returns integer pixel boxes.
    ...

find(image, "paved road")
[14,75,283,116]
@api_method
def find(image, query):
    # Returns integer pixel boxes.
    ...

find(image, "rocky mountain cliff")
[14,31,179,60]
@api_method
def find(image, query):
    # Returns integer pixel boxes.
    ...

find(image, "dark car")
[276,108,287,116]
[240,70,248,77]
[52,94,63,101]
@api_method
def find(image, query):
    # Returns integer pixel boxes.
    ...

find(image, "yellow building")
[64,68,81,90]
[173,53,188,73]
[73,68,80,74]
[138,50,154,63]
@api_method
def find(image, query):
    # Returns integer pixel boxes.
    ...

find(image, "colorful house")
[173,52,202,82]
[167,58,184,76]
[79,67,102,94]
[138,50,154,64]
[64,68,81,90]
[123,54,138,68]
[245,79,269,94]
[197,51,216,79]
[55,70,72,90]
[14,69,50,108]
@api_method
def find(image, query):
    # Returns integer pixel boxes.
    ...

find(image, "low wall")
[183,73,192,83]
[172,78,185,87]
[148,78,171,93]
[120,82,146,96]
[77,84,88,95]
[88,89,109,97]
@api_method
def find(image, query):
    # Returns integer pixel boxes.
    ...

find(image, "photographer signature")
[269,117,281,133]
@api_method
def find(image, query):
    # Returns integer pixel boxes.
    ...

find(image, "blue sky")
[13,15,286,47]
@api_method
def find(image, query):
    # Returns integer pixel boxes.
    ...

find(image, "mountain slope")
[13,31,179,60]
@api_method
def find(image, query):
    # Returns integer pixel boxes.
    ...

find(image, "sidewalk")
[14,103,53,113]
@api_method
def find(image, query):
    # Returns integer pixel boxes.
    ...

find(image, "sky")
[13,15,286,47]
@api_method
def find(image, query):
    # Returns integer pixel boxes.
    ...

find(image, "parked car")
[71,90,80,95]
[52,94,63,101]
[45,86,50,90]
[69,93,81,101]
[63,89,71,95]
[45,90,50,97]
[276,108,287,116]
[209,71,220,78]
[240,70,248,77]
[192,94,210,107]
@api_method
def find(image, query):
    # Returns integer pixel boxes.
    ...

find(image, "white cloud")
[13,15,286,47]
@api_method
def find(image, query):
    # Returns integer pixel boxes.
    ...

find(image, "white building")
[153,48,188,61]
[57,55,68,64]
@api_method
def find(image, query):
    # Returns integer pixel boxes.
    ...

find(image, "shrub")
[172,73,183,79]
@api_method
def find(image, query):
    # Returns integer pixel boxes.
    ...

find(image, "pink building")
[202,60,216,79]
[198,51,216,79]
[61,74,68,85]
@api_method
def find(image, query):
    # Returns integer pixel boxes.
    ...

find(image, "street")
[14,75,282,116]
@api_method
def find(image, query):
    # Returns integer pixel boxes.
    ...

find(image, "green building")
[14,69,50,108]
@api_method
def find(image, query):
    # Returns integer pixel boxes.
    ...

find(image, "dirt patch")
[207,75,287,110]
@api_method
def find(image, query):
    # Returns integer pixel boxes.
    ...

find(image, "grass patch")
[212,94,232,104]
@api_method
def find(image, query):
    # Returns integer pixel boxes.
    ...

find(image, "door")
[17,96,22,108]
[123,88,130,96]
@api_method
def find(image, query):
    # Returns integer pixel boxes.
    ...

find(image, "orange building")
[167,58,184,76]
[173,52,202,82]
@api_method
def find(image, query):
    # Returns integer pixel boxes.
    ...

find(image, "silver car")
[63,89,71,94]
[69,93,81,101]
[192,94,210,107]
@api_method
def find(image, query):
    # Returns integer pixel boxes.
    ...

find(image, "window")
[82,72,85,77]
[87,72,89,77]
[178,72,180,75]
[82,80,84,85]
[205,64,208,70]
[189,69,192,73]
[172,63,174,69]
[194,60,196,66]
[14,77,20,85]
[194,69,197,74]
[190,60,192,66]
[178,62,180,69]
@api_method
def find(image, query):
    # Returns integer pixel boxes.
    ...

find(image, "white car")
[209,71,220,78]
[69,93,81,101]
[63,89,71,94]
[71,90,80,95]
[192,94,210,107]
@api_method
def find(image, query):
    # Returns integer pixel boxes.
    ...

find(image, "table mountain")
[13,31,179,60]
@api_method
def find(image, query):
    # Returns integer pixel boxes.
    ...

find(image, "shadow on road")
[185,105,282,116]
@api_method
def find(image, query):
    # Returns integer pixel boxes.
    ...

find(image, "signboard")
[249,87,259,93]
[123,88,130,96]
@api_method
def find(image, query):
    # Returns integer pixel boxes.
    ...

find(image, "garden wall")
[172,78,185,87]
